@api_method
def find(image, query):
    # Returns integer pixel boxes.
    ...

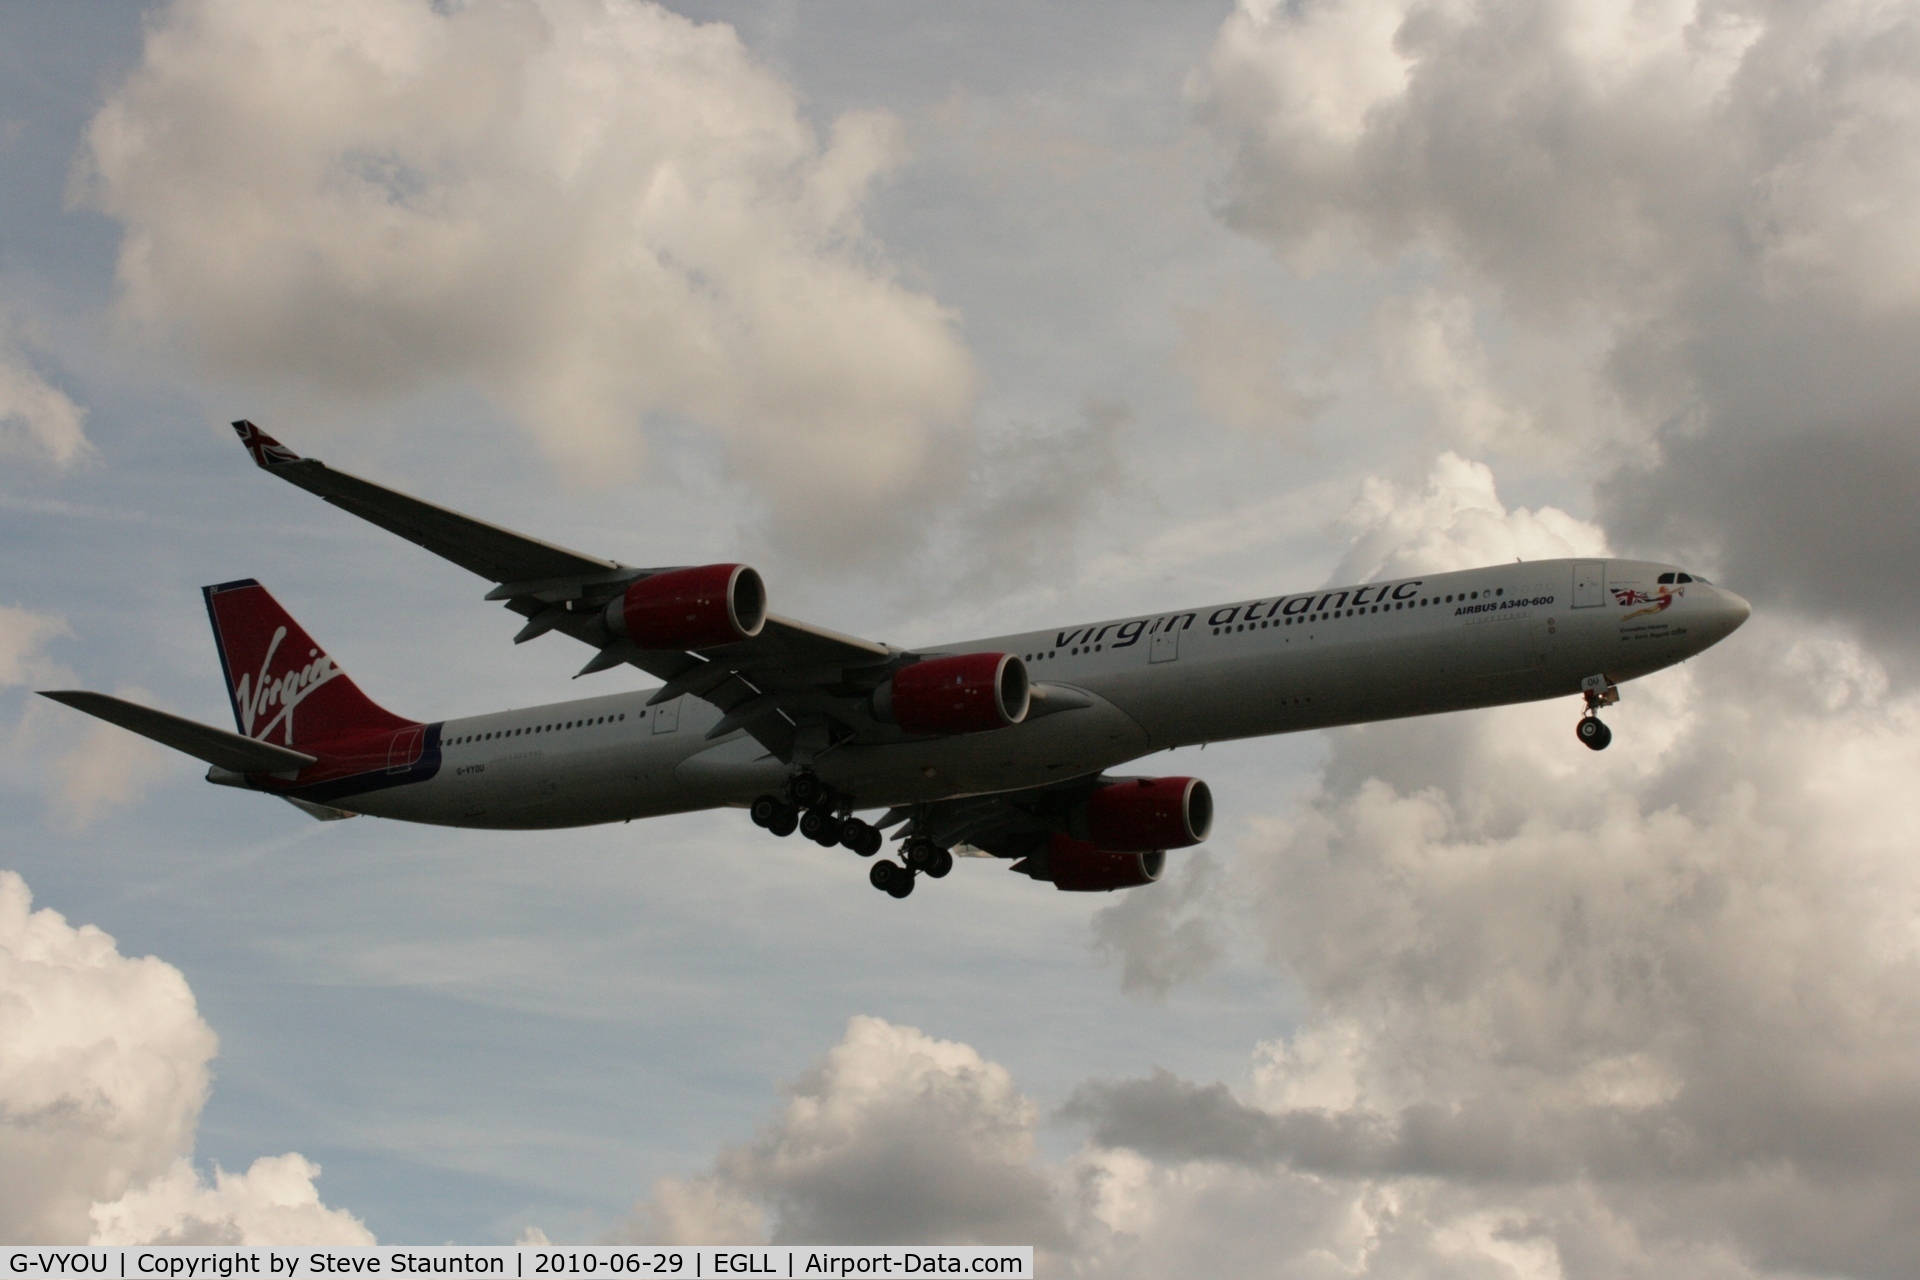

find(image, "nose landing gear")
[1577,674,1619,751]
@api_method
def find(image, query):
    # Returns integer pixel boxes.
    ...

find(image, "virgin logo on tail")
[232,624,343,744]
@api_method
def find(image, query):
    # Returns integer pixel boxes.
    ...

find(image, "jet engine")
[873,652,1030,735]
[1026,835,1165,891]
[606,564,766,650]
[1075,776,1213,852]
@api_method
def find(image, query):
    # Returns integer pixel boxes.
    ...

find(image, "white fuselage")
[319,558,1748,829]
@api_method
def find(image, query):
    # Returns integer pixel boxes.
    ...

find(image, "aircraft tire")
[887,874,916,899]
[750,795,781,827]
[790,773,827,808]
[1577,717,1612,751]
[870,859,907,894]
[925,850,954,879]
[904,837,939,871]
[767,806,799,837]
[857,827,885,857]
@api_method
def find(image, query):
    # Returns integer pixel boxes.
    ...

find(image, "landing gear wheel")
[766,807,798,837]
[749,794,782,828]
[800,810,844,845]
[1577,717,1612,751]
[870,859,914,897]
[789,773,827,808]
[903,837,940,872]
[924,849,953,879]
[839,819,880,856]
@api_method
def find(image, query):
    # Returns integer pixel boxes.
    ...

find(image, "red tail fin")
[203,579,413,749]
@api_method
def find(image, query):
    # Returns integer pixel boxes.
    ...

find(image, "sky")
[4,0,1920,1271]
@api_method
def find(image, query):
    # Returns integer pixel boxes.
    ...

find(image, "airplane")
[41,421,1751,899]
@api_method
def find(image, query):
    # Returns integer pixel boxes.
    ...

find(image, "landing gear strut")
[1578,674,1618,751]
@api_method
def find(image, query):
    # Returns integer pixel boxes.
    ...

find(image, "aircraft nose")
[1711,587,1752,637]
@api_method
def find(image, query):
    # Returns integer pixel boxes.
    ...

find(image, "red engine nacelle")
[606,564,766,650]
[1039,835,1165,892]
[1077,776,1213,852]
[874,652,1030,735]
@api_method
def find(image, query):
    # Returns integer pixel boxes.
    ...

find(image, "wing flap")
[39,690,318,774]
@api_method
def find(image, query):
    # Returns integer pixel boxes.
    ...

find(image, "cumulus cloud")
[81,0,974,553]
[1196,0,1920,643]
[89,1155,373,1246]
[0,869,213,1242]
[614,1016,1063,1248]
[1331,451,1609,584]
[0,869,365,1243]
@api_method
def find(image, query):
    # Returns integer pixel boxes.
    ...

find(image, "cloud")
[614,1015,1064,1248]
[42,694,175,832]
[0,327,90,469]
[1331,451,1608,585]
[81,0,975,555]
[0,606,71,687]
[1195,0,1920,643]
[1089,849,1225,999]
[0,613,174,828]
[1175,291,1321,433]
[89,1155,373,1246]
[0,869,365,1243]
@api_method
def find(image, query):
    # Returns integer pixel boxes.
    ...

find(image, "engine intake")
[606,564,766,651]
[1077,776,1213,852]
[1028,835,1165,892]
[874,652,1029,735]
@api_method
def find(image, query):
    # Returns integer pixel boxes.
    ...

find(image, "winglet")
[231,419,303,469]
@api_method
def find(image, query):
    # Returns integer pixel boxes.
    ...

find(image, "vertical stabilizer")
[203,579,413,749]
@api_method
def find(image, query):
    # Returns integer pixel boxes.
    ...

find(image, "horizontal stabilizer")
[38,690,318,774]
[283,795,357,821]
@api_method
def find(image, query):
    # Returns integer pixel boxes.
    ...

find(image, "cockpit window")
[1658,571,1701,585]
[1658,572,1675,584]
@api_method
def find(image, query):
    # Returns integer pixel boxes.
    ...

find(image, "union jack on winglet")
[232,419,301,469]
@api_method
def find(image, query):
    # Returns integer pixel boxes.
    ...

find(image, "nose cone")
[1705,587,1752,643]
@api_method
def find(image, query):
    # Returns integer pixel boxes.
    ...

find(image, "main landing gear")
[1577,674,1619,751]
[749,772,955,900]
[867,836,952,899]
[749,773,885,853]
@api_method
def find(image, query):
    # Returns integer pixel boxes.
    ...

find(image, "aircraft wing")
[231,422,898,759]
